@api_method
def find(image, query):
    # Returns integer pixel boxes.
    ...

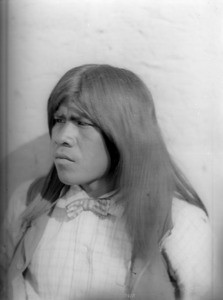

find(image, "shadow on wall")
[0,133,52,216]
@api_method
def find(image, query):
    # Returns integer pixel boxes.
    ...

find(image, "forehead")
[55,102,88,119]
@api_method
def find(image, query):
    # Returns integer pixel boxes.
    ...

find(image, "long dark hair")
[21,64,207,260]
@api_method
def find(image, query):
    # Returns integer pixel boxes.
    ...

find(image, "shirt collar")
[59,185,124,218]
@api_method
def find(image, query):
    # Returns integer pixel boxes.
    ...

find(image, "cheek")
[51,126,60,142]
[93,142,110,173]
[50,128,56,145]
[86,135,111,176]
[50,135,56,155]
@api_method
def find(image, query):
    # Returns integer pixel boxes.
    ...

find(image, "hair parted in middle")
[22,64,207,260]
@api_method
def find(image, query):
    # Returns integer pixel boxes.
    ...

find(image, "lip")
[55,153,75,162]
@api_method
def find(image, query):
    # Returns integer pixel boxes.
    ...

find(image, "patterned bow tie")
[56,186,123,219]
[66,197,111,219]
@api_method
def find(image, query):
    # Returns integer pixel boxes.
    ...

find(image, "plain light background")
[1,0,223,296]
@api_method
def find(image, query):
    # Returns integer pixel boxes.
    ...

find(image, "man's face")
[51,103,111,195]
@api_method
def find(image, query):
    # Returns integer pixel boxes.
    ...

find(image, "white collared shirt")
[25,185,132,300]
[5,181,212,300]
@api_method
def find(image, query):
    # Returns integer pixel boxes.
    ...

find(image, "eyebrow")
[53,111,95,124]
[54,110,87,118]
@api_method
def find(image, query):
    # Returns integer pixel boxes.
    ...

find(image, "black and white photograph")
[0,0,222,299]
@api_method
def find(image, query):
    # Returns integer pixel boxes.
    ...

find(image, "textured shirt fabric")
[5,181,212,300]
[24,185,131,300]
[161,198,212,300]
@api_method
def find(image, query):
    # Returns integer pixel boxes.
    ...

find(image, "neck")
[81,177,114,198]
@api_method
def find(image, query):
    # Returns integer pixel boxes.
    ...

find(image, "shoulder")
[172,197,209,227]
[6,180,34,226]
[2,180,34,264]
[169,198,211,261]
[161,198,211,252]
[161,198,212,299]
[7,176,46,225]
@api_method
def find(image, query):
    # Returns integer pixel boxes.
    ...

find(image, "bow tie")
[56,186,123,219]
[66,197,111,219]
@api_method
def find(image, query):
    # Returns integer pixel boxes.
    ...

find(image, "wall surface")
[2,0,223,296]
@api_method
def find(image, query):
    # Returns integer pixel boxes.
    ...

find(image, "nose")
[52,122,78,147]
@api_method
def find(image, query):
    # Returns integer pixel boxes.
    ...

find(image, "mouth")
[55,154,75,162]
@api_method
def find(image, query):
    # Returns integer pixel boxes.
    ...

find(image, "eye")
[76,120,93,127]
[54,117,65,124]
[72,116,95,127]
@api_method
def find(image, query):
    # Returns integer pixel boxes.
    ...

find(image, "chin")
[57,171,87,187]
[57,172,76,186]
